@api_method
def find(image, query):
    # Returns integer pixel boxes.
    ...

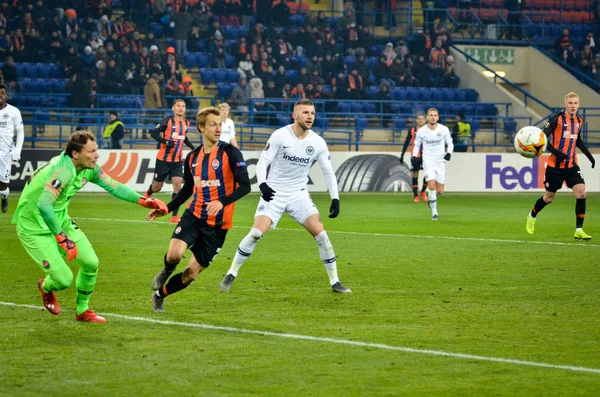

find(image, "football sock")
[171,193,179,216]
[428,189,437,215]
[164,253,178,272]
[421,177,427,192]
[531,196,548,218]
[412,177,418,196]
[228,228,263,277]
[74,239,99,315]
[156,272,190,298]
[145,185,154,197]
[0,187,9,198]
[315,231,339,286]
[576,198,586,228]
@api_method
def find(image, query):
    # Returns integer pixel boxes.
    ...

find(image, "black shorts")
[544,165,585,193]
[154,159,184,182]
[171,210,228,268]
[411,157,423,172]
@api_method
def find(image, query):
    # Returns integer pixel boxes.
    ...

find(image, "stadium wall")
[11,150,600,193]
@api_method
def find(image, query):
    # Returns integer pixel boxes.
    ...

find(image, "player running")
[526,92,596,240]
[400,113,428,203]
[13,131,168,323]
[147,107,250,312]
[219,99,352,294]
[0,83,24,213]
[145,99,195,224]
[412,108,454,221]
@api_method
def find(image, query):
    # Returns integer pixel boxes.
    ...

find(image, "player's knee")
[53,271,74,290]
[315,230,332,247]
[249,228,263,241]
[81,254,99,275]
[166,251,183,263]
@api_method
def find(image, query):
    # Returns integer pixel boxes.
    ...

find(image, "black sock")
[421,177,427,192]
[412,177,418,196]
[576,198,586,228]
[146,185,154,197]
[157,272,191,298]
[531,196,548,218]
[172,193,179,216]
[164,253,178,272]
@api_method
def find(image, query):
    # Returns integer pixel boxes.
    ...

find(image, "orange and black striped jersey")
[543,111,584,169]
[168,142,250,229]
[401,126,423,159]
[153,115,192,163]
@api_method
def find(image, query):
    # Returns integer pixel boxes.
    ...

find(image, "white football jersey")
[220,118,236,144]
[259,124,336,194]
[0,104,23,155]
[413,123,454,160]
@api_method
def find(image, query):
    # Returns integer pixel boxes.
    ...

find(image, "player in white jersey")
[412,108,453,220]
[220,99,351,294]
[217,102,239,148]
[0,83,24,213]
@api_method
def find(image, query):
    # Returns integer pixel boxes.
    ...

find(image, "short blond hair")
[427,108,439,115]
[196,106,221,129]
[217,102,230,111]
[564,92,579,102]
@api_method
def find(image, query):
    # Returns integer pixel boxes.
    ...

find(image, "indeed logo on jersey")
[424,138,442,145]
[282,153,310,164]
[485,154,548,190]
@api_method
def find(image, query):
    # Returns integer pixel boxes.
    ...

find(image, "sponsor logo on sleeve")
[264,142,270,151]
[236,161,246,167]
[42,260,50,269]
[51,179,62,189]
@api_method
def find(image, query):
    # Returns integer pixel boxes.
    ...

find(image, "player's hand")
[444,153,451,161]
[329,198,340,218]
[399,156,404,165]
[138,197,168,214]
[146,209,166,221]
[554,152,567,163]
[11,152,20,162]
[591,158,596,169]
[206,200,224,215]
[55,231,78,260]
[259,182,275,202]
[163,139,175,147]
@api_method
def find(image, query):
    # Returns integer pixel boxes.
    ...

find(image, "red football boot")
[413,195,420,203]
[75,309,106,323]
[38,278,60,315]
[420,191,428,202]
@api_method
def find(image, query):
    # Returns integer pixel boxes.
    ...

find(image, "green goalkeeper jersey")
[12,151,140,235]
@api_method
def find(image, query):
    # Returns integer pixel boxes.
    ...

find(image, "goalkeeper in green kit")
[12,131,168,323]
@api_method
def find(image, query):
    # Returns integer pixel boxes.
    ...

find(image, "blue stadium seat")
[365,57,378,68]
[436,103,447,115]
[52,79,68,93]
[391,88,407,101]
[13,62,24,77]
[217,82,234,98]
[337,102,350,112]
[391,103,403,113]
[484,104,498,116]
[285,69,299,82]
[447,103,461,115]
[363,102,376,113]
[225,55,236,68]
[166,38,176,48]
[184,52,197,68]
[292,55,308,67]
[50,64,62,78]
[354,116,368,131]
[455,89,467,102]
[37,63,52,78]
[56,96,67,107]
[227,70,240,83]
[344,56,357,68]
[400,103,413,114]
[37,78,52,93]
[24,63,37,78]
[471,119,481,134]
[466,89,479,102]
[150,22,163,37]
[277,113,291,126]
[420,88,433,101]
[432,90,443,101]
[314,117,330,129]
[214,69,227,84]
[407,88,420,101]
[366,85,380,98]
[444,88,457,101]
[350,102,364,113]
[460,104,475,115]
[200,68,214,85]
[197,53,211,68]
[393,117,407,130]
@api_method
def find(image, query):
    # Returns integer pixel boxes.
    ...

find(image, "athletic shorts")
[16,218,89,274]
[171,210,228,268]
[544,165,585,193]
[411,156,423,172]
[0,154,11,183]
[154,160,184,183]
[423,160,446,184]
[254,188,319,229]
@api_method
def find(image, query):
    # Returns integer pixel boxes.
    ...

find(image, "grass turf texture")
[1,192,599,396]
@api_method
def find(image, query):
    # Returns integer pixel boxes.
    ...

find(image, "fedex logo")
[486,155,549,190]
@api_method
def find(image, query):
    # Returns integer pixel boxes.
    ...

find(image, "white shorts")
[0,154,11,184]
[254,189,319,229]
[423,160,446,184]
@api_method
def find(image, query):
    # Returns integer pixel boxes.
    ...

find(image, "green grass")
[1,192,599,396]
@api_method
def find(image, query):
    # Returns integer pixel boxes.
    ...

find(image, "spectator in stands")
[121,44,137,71]
[106,58,127,94]
[452,112,471,152]
[338,7,356,34]
[412,55,429,86]
[305,55,322,76]
[67,73,91,109]
[273,65,287,89]
[435,27,452,53]
[382,42,397,67]
[374,82,393,127]
[505,0,523,40]
[163,47,178,79]
[166,74,180,102]
[429,38,447,86]
[143,73,162,138]
[64,9,79,36]
[231,36,248,63]
[272,0,290,26]
[295,26,314,57]
[584,31,597,55]
[0,28,9,60]
[2,56,17,93]
[374,55,394,87]
[593,55,600,83]
[249,76,265,111]
[63,45,82,76]
[325,36,343,58]
[555,28,572,57]
[310,70,325,87]
[358,26,373,57]
[441,55,459,88]
[139,46,151,70]
[81,46,96,76]
[104,110,125,149]
[347,67,366,99]
[143,31,160,51]
[281,82,291,99]
[580,45,594,71]
[10,28,26,61]
[321,53,338,82]
[332,70,349,99]
[89,32,103,51]
[264,79,280,99]
[297,67,310,87]
[237,53,255,80]
[171,7,193,55]
[230,76,251,111]
[178,76,195,108]
[395,38,409,59]
[375,0,397,27]
[82,15,96,34]
[130,31,143,55]
[344,24,360,56]
[97,15,112,40]
[290,82,306,99]
[351,54,371,83]
[563,44,577,67]
[210,34,227,68]
[46,30,63,63]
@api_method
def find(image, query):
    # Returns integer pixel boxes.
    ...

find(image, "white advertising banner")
[11,150,599,192]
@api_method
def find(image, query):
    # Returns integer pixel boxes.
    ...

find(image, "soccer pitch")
[1,192,599,396]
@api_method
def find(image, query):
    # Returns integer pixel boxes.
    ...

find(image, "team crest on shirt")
[175,226,181,234]
[258,205,265,211]
[212,159,220,169]
[306,146,315,155]
[81,177,88,186]
[42,260,50,269]
[2,113,8,119]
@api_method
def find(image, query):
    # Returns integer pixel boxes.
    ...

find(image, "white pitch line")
[1,301,599,375]
[74,217,600,248]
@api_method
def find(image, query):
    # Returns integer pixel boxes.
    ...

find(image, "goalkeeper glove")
[138,196,168,213]
[329,199,340,218]
[55,231,78,260]
[259,182,275,202]
[444,153,451,161]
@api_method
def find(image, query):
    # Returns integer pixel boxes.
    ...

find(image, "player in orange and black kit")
[146,106,251,312]
[146,99,195,224]
[526,92,596,240]
[400,114,428,202]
